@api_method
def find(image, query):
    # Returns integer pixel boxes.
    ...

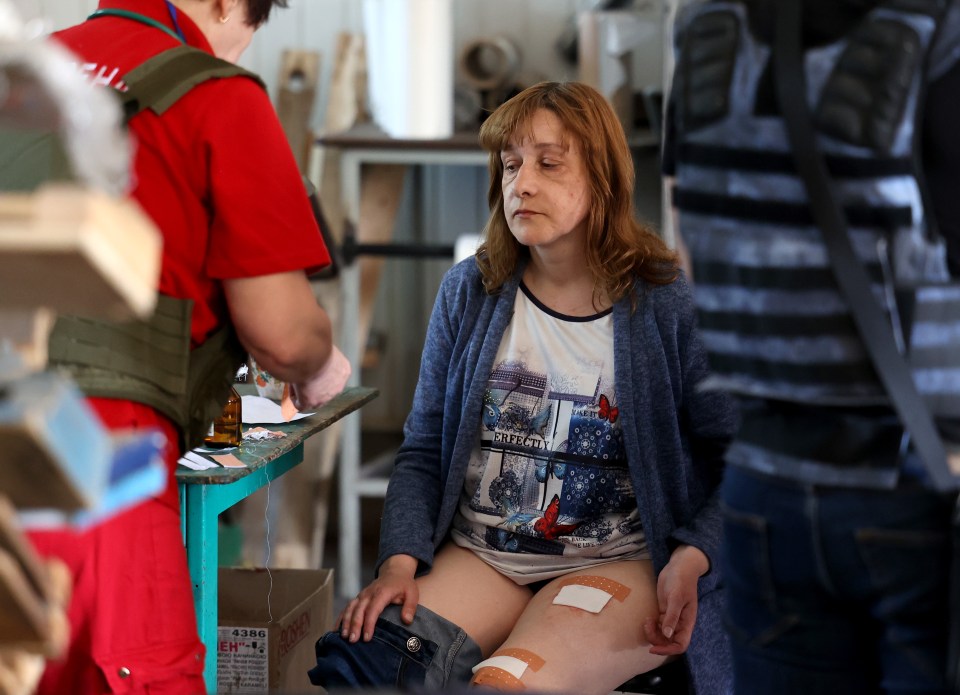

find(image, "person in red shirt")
[27,0,350,692]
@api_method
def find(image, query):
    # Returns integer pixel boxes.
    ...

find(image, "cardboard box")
[217,567,333,694]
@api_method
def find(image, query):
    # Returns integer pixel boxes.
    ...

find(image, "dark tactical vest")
[42,45,265,449]
[672,0,960,480]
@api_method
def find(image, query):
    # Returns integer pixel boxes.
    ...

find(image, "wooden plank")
[275,50,321,174]
[0,499,50,605]
[0,497,56,651]
[357,163,407,368]
[0,309,54,372]
[312,32,369,244]
[312,33,406,365]
[0,185,161,319]
[0,501,70,668]
[0,549,48,647]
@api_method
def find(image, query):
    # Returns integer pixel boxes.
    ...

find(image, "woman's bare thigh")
[415,543,534,656]
[471,560,668,695]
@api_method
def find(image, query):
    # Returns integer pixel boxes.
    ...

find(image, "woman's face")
[500,109,591,253]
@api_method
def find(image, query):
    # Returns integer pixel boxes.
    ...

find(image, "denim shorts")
[308,603,482,691]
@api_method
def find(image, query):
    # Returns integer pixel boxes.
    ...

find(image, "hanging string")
[264,476,275,623]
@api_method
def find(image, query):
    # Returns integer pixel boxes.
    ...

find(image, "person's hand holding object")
[290,345,351,410]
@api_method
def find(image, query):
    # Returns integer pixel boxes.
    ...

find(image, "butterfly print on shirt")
[533,494,581,540]
[598,393,619,423]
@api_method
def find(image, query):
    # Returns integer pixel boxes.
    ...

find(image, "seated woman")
[309,81,737,695]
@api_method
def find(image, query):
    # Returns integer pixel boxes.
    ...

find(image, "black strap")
[773,0,957,492]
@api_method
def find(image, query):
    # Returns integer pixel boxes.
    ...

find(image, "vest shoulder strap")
[120,44,265,118]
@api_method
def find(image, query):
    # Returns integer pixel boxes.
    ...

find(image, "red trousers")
[27,399,206,694]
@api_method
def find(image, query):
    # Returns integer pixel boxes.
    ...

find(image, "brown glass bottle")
[203,386,242,448]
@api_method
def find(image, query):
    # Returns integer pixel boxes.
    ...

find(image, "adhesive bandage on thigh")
[552,575,632,613]
[471,648,545,690]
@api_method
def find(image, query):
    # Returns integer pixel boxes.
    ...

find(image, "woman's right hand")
[338,554,420,643]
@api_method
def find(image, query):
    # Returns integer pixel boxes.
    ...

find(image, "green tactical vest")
[43,45,266,449]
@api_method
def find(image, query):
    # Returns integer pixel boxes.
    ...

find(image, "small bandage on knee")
[471,648,545,690]
[552,575,631,613]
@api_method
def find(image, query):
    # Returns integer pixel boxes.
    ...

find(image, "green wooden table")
[176,386,378,692]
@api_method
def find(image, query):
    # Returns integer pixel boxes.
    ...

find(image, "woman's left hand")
[643,544,709,656]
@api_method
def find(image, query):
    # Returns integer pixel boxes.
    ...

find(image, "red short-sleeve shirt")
[55,0,331,347]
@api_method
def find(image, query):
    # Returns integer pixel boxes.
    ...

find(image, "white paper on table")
[177,450,218,470]
[241,395,313,424]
